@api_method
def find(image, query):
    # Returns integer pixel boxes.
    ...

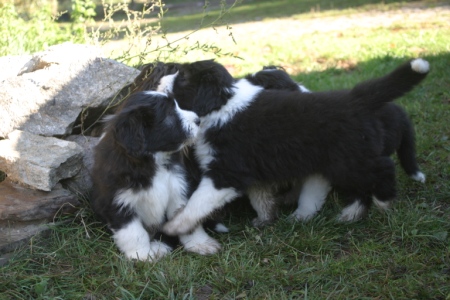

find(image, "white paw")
[124,241,172,261]
[411,171,426,183]
[288,210,316,222]
[337,200,366,222]
[180,227,221,255]
[163,212,195,236]
[251,217,274,227]
[183,237,221,255]
[372,196,392,210]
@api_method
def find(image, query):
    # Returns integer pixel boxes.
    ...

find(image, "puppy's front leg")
[166,186,221,255]
[113,218,171,261]
[163,177,240,236]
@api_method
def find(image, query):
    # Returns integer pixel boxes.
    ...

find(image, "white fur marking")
[194,137,215,171]
[213,223,229,233]
[114,163,188,229]
[98,132,106,141]
[174,100,199,140]
[410,58,429,74]
[372,196,391,210]
[114,188,167,228]
[337,200,366,222]
[144,90,168,97]
[201,79,263,128]
[113,218,171,261]
[163,177,240,236]
[156,72,178,94]
[298,84,311,93]
[179,226,221,255]
[411,171,426,183]
[291,175,331,221]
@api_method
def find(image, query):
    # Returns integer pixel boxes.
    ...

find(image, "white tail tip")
[411,58,429,74]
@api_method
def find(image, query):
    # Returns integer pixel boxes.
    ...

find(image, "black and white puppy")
[245,66,426,222]
[91,91,221,261]
[159,58,429,236]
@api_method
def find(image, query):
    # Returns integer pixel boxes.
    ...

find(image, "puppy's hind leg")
[397,124,426,183]
[290,175,331,222]
[247,184,279,227]
[371,157,397,211]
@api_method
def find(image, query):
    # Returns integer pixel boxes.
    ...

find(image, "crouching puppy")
[91,91,220,261]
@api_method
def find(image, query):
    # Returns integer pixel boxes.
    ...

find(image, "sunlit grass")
[1,1,449,299]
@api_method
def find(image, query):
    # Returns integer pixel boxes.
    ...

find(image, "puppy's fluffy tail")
[351,58,429,108]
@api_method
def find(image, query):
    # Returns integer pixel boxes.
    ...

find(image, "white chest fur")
[113,159,188,228]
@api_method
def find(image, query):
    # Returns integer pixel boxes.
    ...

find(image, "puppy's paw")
[251,217,274,228]
[288,210,316,222]
[163,213,195,236]
[411,171,426,183]
[184,237,221,255]
[180,227,221,255]
[337,200,366,222]
[125,241,172,261]
[372,196,392,210]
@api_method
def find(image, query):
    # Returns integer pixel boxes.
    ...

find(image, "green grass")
[157,0,437,33]
[1,1,450,299]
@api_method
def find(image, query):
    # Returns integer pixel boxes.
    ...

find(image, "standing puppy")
[159,58,429,237]
[245,66,426,222]
[91,91,220,261]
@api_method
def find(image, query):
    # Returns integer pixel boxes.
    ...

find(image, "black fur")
[173,59,235,116]
[248,66,424,179]
[161,59,429,234]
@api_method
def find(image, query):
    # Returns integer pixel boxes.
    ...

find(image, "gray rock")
[0,130,83,191]
[0,76,44,139]
[0,43,140,138]
[0,177,79,258]
[0,55,33,81]
[0,178,79,221]
[62,135,100,195]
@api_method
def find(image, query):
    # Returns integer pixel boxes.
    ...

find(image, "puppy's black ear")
[185,60,235,117]
[113,109,153,159]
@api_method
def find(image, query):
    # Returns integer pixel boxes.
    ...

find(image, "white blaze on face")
[156,72,178,94]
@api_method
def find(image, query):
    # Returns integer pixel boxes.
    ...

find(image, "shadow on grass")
[157,0,433,33]
[84,0,433,38]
